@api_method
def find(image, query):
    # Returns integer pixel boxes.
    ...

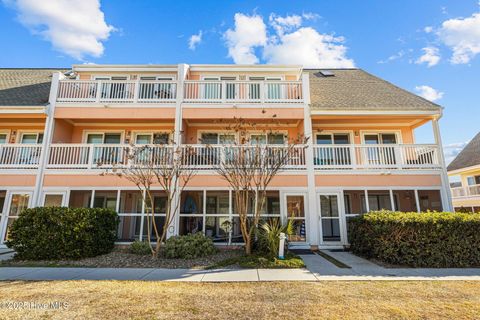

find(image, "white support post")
[432,117,454,211]
[364,190,370,212]
[167,63,189,238]
[414,189,421,213]
[115,190,121,213]
[301,72,318,248]
[90,190,95,208]
[32,72,63,207]
[139,189,146,242]
[389,189,395,211]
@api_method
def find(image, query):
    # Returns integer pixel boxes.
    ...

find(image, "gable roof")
[447,132,480,172]
[307,69,442,112]
[0,68,67,106]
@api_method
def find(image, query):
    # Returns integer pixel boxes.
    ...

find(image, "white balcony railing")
[451,184,480,198]
[0,144,42,169]
[45,144,306,170]
[56,80,177,103]
[313,144,441,170]
[183,81,303,103]
[181,144,306,169]
[0,143,442,172]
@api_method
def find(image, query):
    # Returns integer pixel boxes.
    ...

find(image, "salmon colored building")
[0,64,452,249]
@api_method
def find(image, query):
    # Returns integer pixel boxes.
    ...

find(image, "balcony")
[0,144,42,169]
[56,80,177,104]
[312,144,441,170]
[0,143,442,172]
[46,144,306,170]
[55,80,303,104]
[451,184,480,198]
[183,80,303,103]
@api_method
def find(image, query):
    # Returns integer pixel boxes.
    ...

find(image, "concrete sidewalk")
[0,251,479,281]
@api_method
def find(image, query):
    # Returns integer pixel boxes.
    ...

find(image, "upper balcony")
[451,184,480,198]
[55,79,304,105]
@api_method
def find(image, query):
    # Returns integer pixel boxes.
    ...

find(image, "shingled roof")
[447,132,480,172]
[307,69,441,111]
[0,68,67,106]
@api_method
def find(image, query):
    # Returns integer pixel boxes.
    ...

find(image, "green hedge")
[164,233,217,259]
[348,211,480,267]
[6,207,119,260]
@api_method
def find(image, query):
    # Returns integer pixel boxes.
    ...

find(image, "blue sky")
[1,0,479,162]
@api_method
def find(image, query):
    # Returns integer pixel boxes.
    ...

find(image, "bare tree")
[213,116,307,255]
[103,142,196,258]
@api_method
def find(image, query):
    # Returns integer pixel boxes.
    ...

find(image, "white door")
[318,193,345,245]
[1,191,33,244]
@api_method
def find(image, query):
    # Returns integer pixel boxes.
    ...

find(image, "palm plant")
[259,218,294,257]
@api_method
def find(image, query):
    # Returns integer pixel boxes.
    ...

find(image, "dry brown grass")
[0,281,478,319]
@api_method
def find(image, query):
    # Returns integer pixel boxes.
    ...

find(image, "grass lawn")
[0,281,479,319]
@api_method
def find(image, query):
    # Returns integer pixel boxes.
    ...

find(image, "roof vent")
[315,70,335,77]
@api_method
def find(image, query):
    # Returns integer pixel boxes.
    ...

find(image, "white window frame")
[17,131,44,144]
[197,130,237,144]
[0,130,10,144]
[315,131,354,145]
[360,130,403,144]
[82,131,124,144]
[132,131,172,145]
[1,190,33,244]
[281,192,308,244]
[42,191,68,207]
[248,130,289,145]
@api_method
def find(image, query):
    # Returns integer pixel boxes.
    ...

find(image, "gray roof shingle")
[447,132,480,172]
[0,68,67,106]
[307,69,442,111]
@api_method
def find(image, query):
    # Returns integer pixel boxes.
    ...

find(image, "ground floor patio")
[0,185,447,249]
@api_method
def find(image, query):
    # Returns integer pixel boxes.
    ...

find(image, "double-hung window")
[315,133,351,166]
[139,76,175,100]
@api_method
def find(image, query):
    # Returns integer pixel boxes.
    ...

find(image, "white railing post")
[95,81,102,103]
[260,81,265,103]
[87,144,95,169]
[394,145,402,169]
[221,80,226,103]
[133,78,140,103]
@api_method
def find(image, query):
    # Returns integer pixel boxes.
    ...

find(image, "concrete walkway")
[0,251,478,281]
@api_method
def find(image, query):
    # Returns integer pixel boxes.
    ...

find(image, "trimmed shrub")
[129,240,151,255]
[6,207,119,260]
[348,210,480,267]
[163,233,217,259]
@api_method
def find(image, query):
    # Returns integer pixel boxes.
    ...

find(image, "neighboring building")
[448,132,480,212]
[0,64,452,249]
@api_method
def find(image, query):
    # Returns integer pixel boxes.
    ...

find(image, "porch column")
[32,72,63,207]
[432,117,453,211]
[302,72,319,248]
[168,64,189,238]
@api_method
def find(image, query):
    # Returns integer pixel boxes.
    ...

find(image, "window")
[0,133,7,144]
[4,193,30,241]
[286,195,306,242]
[202,77,221,100]
[467,176,480,186]
[139,76,175,100]
[363,133,398,165]
[200,133,235,144]
[94,76,128,100]
[315,133,351,166]
[134,133,169,144]
[20,133,43,144]
[248,77,282,100]
[250,133,285,145]
[43,194,63,207]
[86,133,122,165]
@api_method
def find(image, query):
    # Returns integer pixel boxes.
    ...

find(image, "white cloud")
[378,50,406,64]
[424,26,433,33]
[416,47,441,67]
[188,31,202,50]
[414,85,444,102]
[4,0,114,60]
[269,14,302,35]
[444,141,469,164]
[437,12,480,64]
[224,12,354,67]
[224,13,267,64]
[264,27,354,68]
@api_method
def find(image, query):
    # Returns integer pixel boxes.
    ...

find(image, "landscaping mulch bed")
[0,248,244,269]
